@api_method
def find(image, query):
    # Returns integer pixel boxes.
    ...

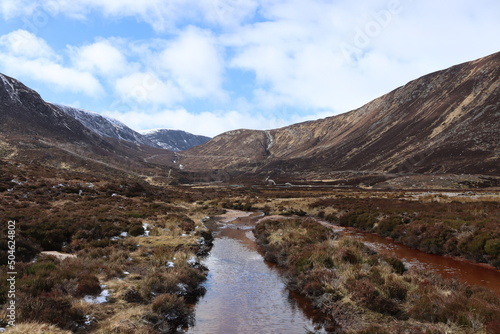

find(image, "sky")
[0,0,499,137]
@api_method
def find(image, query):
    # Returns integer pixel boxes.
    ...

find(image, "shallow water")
[187,213,327,334]
[329,224,500,296]
[360,233,500,295]
[188,211,500,333]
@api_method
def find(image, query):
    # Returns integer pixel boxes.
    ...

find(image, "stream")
[187,210,327,334]
[188,210,500,333]
[328,224,500,296]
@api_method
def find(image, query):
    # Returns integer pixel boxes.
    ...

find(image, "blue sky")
[0,0,499,137]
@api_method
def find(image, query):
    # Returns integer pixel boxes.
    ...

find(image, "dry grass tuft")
[4,323,72,334]
[254,216,500,333]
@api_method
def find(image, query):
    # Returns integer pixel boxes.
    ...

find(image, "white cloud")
[114,72,182,105]
[155,27,226,100]
[0,0,259,32]
[0,0,35,19]
[109,27,227,106]
[70,40,130,77]
[197,0,259,27]
[226,15,356,111]
[0,30,104,97]
[223,0,500,113]
[0,55,104,96]
[0,29,57,60]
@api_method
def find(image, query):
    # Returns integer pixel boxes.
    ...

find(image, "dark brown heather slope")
[181,52,500,178]
[0,73,175,178]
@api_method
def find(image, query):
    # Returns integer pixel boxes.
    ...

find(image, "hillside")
[0,73,175,179]
[180,52,500,182]
[141,129,210,151]
[53,104,159,148]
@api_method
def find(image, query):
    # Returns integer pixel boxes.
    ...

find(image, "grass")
[3,323,72,334]
[0,172,214,333]
[254,217,500,334]
[1,160,499,333]
[232,189,500,268]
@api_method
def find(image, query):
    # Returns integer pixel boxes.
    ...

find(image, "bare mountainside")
[0,73,176,178]
[52,103,160,148]
[180,52,500,182]
[141,129,210,151]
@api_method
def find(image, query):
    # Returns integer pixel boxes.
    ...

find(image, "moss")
[376,217,401,236]
[25,261,58,276]
[468,232,490,256]
[484,238,500,256]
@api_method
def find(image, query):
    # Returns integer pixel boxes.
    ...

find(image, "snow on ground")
[40,251,77,260]
[83,287,110,304]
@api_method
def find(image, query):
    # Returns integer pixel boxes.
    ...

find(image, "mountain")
[0,73,175,178]
[141,129,210,151]
[53,104,209,152]
[53,104,160,148]
[180,52,500,182]
[0,73,96,142]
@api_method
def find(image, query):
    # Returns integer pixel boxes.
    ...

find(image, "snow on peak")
[53,103,157,147]
[139,128,173,135]
[51,104,209,151]
[0,73,21,103]
[141,128,211,151]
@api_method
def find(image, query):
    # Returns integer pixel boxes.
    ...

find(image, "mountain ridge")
[52,103,160,148]
[0,72,176,179]
[2,51,499,186]
[140,128,210,151]
[180,51,500,180]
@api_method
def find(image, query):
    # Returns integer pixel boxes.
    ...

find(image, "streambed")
[187,210,327,334]
[188,210,500,333]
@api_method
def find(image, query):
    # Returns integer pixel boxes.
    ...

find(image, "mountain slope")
[53,104,159,148]
[0,74,96,142]
[141,129,210,151]
[180,52,500,179]
[0,73,175,178]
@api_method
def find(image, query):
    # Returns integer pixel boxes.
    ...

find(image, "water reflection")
[343,229,500,296]
[188,213,326,334]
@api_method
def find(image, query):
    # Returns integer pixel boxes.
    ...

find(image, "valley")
[1,175,499,333]
[0,51,499,333]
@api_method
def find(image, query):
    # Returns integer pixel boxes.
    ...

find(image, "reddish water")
[327,224,500,296]
[188,211,500,333]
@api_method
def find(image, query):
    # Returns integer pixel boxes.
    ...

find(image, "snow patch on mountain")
[53,104,159,148]
[52,103,211,151]
[0,74,21,103]
[140,129,211,151]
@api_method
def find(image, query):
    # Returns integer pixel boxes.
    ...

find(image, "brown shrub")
[17,293,84,331]
[151,293,188,318]
[145,293,193,332]
[350,279,402,317]
[303,280,324,297]
[123,288,145,303]
[129,224,145,237]
[74,274,101,297]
